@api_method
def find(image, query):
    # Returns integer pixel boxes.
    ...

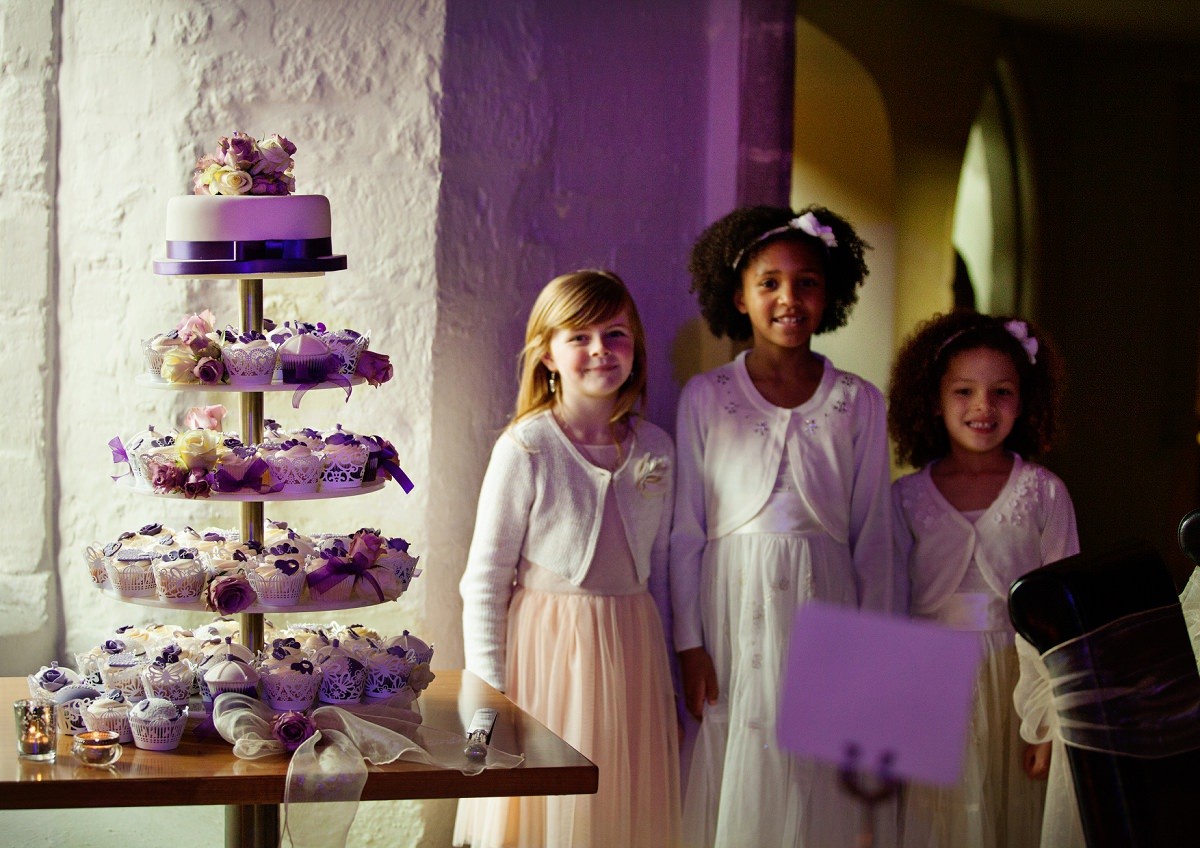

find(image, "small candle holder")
[71,730,123,767]
[13,699,57,762]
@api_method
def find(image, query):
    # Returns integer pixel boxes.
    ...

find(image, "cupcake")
[305,553,354,603]
[83,689,135,743]
[317,328,370,375]
[203,656,260,700]
[386,631,435,695]
[126,522,175,550]
[264,440,323,493]
[314,641,367,705]
[258,643,321,711]
[128,697,189,751]
[288,427,326,451]
[195,638,256,703]
[248,548,306,607]
[99,652,149,702]
[52,684,102,736]
[143,331,187,379]
[278,332,334,383]
[152,549,206,602]
[105,549,159,597]
[83,544,109,587]
[140,645,195,706]
[377,537,420,595]
[362,643,414,703]
[220,327,277,385]
[28,662,80,699]
[319,431,369,490]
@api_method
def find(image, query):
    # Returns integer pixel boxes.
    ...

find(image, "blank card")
[778,601,981,786]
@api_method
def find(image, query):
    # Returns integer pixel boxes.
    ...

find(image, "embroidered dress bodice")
[896,457,1080,634]
[518,442,641,596]
[731,416,822,536]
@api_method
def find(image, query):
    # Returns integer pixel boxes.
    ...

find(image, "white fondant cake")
[164,195,331,243]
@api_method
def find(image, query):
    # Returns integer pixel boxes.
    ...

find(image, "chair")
[1008,538,1200,848]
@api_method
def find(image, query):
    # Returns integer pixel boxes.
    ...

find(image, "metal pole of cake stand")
[224,277,278,848]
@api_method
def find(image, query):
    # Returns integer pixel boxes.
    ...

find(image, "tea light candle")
[13,699,57,762]
[72,730,123,767]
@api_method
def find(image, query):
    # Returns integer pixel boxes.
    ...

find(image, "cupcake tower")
[107,134,413,656]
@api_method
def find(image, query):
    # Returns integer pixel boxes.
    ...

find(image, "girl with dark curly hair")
[670,205,899,847]
[887,312,1080,848]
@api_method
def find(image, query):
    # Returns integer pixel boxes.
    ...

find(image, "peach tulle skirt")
[453,586,681,848]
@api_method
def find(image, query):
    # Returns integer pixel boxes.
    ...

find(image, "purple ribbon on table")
[305,552,385,603]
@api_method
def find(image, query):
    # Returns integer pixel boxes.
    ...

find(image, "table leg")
[226,803,280,848]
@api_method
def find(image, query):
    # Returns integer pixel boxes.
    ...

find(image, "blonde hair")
[512,269,648,427]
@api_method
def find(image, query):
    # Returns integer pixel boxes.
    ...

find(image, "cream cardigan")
[670,352,897,652]
[460,410,675,690]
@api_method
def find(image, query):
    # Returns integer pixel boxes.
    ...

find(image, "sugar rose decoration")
[271,710,318,752]
[193,132,297,197]
[633,453,670,495]
[206,573,258,615]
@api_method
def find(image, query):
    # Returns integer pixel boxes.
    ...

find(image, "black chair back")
[1008,539,1200,848]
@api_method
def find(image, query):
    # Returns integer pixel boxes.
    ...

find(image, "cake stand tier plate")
[95,585,403,614]
[136,374,366,392]
[119,479,385,501]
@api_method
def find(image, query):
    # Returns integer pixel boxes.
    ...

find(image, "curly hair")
[887,311,1063,468]
[687,204,871,341]
[511,269,647,427]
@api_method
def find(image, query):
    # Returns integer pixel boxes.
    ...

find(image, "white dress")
[671,353,897,848]
[894,456,1079,848]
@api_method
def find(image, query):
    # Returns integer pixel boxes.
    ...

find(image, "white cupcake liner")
[105,561,157,597]
[83,709,134,743]
[129,710,188,751]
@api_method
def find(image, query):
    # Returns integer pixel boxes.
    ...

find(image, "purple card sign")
[778,602,981,786]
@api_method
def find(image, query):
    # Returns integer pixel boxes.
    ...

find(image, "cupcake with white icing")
[83,689,135,743]
[258,641,321,711]
[248,545,306,607]
[152,548,206,602]
[220,327,277,385]
[129,697,188,751]
[264,440,323,493]
[319,430,369,490]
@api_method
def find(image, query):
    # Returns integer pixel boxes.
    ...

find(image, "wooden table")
[1,671,596,844]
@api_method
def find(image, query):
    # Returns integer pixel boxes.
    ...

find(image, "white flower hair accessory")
[1004,320,1039,364]
[633,453,670,496]
[731,211,838,270]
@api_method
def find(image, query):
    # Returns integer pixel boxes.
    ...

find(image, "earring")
[548,371,557,395]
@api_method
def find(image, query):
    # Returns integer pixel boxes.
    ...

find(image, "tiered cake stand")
[145,249,378,848]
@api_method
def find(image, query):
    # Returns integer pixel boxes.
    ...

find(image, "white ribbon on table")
[212,693,524,848]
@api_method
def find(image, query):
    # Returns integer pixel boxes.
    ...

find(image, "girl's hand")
[678,647,719,721]
[1023,741,1051,780]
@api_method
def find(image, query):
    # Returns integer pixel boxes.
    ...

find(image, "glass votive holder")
[13,699,57,762]
[71,730,123,767]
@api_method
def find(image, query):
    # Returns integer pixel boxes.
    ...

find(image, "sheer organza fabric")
[212,693,524,848]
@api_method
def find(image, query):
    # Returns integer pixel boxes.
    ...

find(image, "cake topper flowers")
[193,132,297,196]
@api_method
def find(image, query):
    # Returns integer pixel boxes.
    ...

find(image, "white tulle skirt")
[901,631,1046,848]
[683,531,898,848]
[453,585,681,848]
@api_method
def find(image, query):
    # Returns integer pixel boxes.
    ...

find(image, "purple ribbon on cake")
[109,436,132,481]
[374,442,415,494]
[290,373,352,409]
[212,458,280,494]
[305,552,385,603]
[165,237,335,262]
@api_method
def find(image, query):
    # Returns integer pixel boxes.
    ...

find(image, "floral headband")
[936,319,1038,365]
[730,211,838,270]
